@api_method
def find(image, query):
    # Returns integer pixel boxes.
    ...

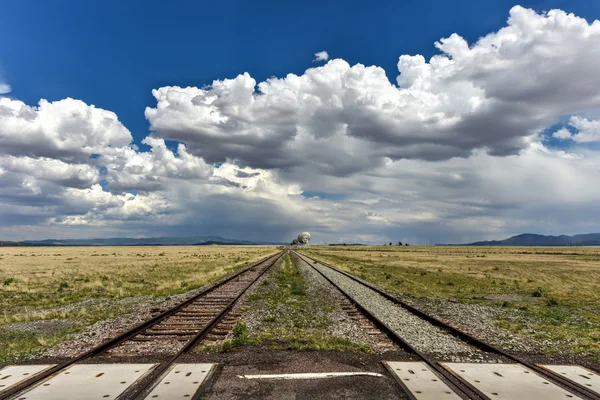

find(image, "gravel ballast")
[295,255,394,350]
[408,297,558,353]
[308,259,500,361]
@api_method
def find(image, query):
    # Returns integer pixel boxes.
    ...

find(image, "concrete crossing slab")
[19,363,156,400]
[442,362,582,399]
[0,365,55,393]
[541,365,600,395]
[384,361,461,399]
[144,363,214,399]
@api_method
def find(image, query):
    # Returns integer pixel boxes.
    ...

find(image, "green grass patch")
[0,323,81,364]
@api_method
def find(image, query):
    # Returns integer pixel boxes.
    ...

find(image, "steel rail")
[292,251,486,400]
[294,250,600,400]
[0,251,283,400]
[125,251,285,400]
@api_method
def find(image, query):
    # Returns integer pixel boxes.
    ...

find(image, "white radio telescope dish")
[297,232,311,244]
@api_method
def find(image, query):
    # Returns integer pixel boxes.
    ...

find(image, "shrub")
[532,287,544,297]
[290,281,305,296]
[232,321,249,346]
[221,339,234,352]
[263,314,276,323]
[546,298,559,306]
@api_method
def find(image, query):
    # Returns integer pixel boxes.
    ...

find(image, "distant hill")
[464,233,600,246]
[22,236,284,246]
[0,241,35,247]
[194,240,268,246]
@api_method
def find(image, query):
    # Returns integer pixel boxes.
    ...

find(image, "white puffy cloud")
[145,5,600,176]
[0,83,10,94]
[314,51,329,62]
[552,128,573,140]
[0,97,132,162]
[101,137,213,191]
[0,155,100,188]
[60,185,172,222]
[553,116,600,142]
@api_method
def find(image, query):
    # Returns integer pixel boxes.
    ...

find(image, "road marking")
[18,363,156,400]
[238,371,383,380]
[384,361,461,399]
[442,363,582,399]
[541,365,600,395]
[0,365,55,393]
[143,363,214,399]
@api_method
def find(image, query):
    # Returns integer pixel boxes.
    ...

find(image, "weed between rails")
[234,254,369,352]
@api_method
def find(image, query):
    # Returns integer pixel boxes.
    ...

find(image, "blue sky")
[1,1,600,243]
[2,0,598,147]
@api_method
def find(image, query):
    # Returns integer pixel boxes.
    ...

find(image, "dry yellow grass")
[0,245,278,362]
[301,245,600,355]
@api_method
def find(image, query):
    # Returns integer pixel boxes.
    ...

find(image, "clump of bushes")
[532,287,545,297]
[3,277,16,286]
[546,298,559,306]
[232,321,249,345]
[222,321,250,351]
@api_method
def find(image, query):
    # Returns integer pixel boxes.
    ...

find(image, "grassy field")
[300,246,600,356]
[0,245,278,363]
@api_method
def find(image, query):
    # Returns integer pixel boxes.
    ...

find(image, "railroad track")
[0,251,284,400]
[293,250,600,400]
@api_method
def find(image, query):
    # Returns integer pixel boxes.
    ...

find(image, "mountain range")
[8,236,284,246]
[463,233,600,246]
[3,233,600,247]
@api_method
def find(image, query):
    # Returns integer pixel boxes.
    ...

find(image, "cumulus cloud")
[100,137,213,191]
[552,128,573,140]
[314,51,329,62]
[0,155,100,188]
[145,6,600,176]
[0,97,132,162]
[553,116,600,142]
[0,83,10,94]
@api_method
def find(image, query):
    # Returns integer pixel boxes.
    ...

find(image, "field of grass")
[0,245,278,363]
[301,246,600,355]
